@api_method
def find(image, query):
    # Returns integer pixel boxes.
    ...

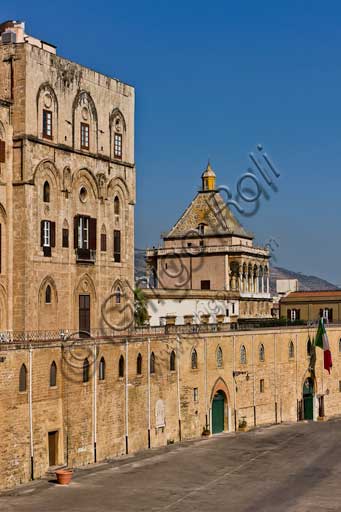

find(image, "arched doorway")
[303,377,314,420]
[212,391,226,434]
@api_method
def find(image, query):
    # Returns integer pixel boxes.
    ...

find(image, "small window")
[137,353,142,375]
[339,338,341,353]
[0,139,5,163]
[170,350,176,372]
[193,387,199,402]
[114,230,121,262]
[19,363,27,392]
[50,361,57,387]
[260,379,265,393]
[198,223,205,236]
[119,355,124,378]
[101,233,107,252]
[83,358,90,383]
[191,348,198,369]
[99,357,105,381]
[115,287,121,304]
[45,285,52,304]
[114,133,122,159]
[216,346,223,368]
[339,381,341,393]
[80,122,90,149]
[200,280,210,290]
[43,110,52,139]
[307,338,312,357]
[43,181,50,202]
[259,344,265,362]
[62,228,69,248]
[289,340,295,359]
[240,345,247,364]
[114,196,120,216]
[150,352,156,374]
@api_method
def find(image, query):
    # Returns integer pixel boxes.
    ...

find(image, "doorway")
[79,294,90,336]
[48,431,58,467]
[212,391,225,434]
[303,377,314,420]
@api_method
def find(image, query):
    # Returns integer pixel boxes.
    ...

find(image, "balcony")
[75,248,96,264]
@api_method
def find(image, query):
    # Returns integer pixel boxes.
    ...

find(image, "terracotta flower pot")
[56,469,73,485]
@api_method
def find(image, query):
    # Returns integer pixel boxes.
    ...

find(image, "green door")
[212,392,225,434]
[303,378,314,420]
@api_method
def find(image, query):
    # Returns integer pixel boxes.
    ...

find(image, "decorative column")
[266,271,270,294]
[261,272,264,294]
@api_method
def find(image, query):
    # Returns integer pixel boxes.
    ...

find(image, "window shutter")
[319,308,323,318]
[297,309,300,320]
[50,222,56,247]
[40,220,44,247]
[101,233,107,252]
[329,308,333,322]
[74,215,79,249]
[89,218,97,250]
[0,140,5,163]
[287,309,291,320]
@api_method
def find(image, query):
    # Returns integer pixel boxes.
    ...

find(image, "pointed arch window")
[114,196,120,216]
[307,338,312,357]
[191,348,198,369]
[259,344,265,362]
[115,287,121,304]
[240,345,247,364]
[170,350,176,372]
[216,346,223,368]
[50,361,57,387]
[339,338,341,353]
[19,364,27,392]
[43,181,50,203]
[137,353,142,375]
[119,355,124,378]
[99,357,106,381]
[150,352,156,374]
[45,284,52,304]
[83,358,90,383]
[114,133,122,159]
[289,340,295,359]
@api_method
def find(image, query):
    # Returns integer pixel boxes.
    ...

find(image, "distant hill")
[134,250,338,293]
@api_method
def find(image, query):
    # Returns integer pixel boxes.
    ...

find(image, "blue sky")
[6,1,341,284]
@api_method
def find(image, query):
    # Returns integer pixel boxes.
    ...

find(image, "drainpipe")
[274,333,277,423]
[147,338,151,448]
[204,337,208,430]
[176,335,182,441]
[93,342,97,463]
[233,335,237,431]
[29,345,34,480]
[125,339,129,454]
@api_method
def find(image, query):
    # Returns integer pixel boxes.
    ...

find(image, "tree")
[134,287,149,326]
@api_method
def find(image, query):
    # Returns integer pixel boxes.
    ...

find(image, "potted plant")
[202,427,211,437]
[238,417,248,432]
[55,468,73,485]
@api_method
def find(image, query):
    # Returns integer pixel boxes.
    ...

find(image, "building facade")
[0,20,135,334]
[145,164,272,325]
[1,324,341,491]
[280,290,341,323]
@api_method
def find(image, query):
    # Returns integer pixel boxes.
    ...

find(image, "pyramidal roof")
[165,165,253,239]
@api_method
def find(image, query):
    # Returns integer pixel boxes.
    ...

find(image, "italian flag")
[315,318,332,374]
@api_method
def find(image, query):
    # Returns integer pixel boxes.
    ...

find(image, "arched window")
[83,358,89,383]
[259,344,265,362]
[43,181,50,203]
[191,348,198,369]
[45,285,52,304]
[19,364,27,392]
[339,338,341,353]
[99,357,105,381]
[240,345,247,364]
[170,350,176,372]
[216,346,223,368]
[307,338,312,357]
[119,355,124,378]
[114,196,120,216]
[115,287,121,304]
[150,352,156,374]
[137,353,142,375]
[50,361,57,387]
[289,340,295,359]
[198,223,205,236]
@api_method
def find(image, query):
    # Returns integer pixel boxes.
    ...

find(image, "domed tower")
[201,162,216,191]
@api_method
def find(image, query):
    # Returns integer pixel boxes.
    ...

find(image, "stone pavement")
[2,419,341,512]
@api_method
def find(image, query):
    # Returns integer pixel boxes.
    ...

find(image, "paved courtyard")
[2,419,341,512]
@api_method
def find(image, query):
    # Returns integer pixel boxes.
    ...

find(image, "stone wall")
[1,325,341,491]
